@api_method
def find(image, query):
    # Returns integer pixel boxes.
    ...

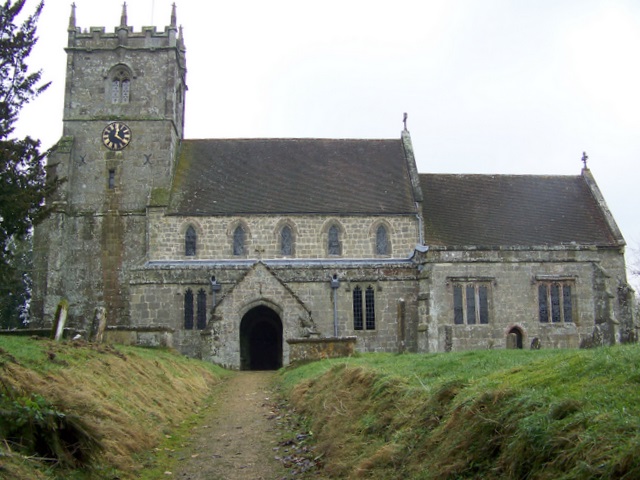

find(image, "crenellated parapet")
[66,3,185,53]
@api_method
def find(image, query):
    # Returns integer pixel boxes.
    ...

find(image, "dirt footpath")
[170,371,288,480]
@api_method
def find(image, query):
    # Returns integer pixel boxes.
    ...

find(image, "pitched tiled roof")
[420,174,619,247]
[168,138,417,215]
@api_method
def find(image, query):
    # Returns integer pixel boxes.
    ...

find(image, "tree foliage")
[0,0,56,327]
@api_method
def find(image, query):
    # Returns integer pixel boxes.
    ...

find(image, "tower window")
[185,226,196,256]
[108,169,116,189]
[111,69,131,104]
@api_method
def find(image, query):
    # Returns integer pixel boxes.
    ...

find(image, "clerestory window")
[328,225,341,256]
[185,226,196,256]
[280,225,293,256]
[375,225,389,255]
[233,225,245,256]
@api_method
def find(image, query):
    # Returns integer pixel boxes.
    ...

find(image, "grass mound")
[280,346,640,479]
[0,336,228,479]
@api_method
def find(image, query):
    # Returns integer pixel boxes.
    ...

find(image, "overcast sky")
[16,0,640,272]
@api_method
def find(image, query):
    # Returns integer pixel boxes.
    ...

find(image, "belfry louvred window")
[111,68,130,103]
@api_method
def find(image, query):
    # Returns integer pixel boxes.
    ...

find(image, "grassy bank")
[279,346,640,479]
[0,336,229,479]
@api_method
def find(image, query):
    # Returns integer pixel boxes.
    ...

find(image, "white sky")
[16,0,640,272]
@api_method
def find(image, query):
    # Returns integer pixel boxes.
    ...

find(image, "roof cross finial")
[582,151,588,169]
[403,112,408,131]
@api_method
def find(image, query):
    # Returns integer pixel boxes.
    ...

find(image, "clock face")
[102,122,131,151]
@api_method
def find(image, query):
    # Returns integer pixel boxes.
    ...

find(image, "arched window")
[353,286,363,330]
[185,226,196,256]
[280,225,293,256]
[365,286,376,330]
[328,225,341,256]
[376,225,389,255]
[184,289,194,330]
[233,225,245,256]
[111,68,131,104]
[353,285,375,331]
[196,289,207,329]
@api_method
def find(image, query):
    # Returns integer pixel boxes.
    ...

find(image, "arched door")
[240,306,283,370]
[507,327,524,349]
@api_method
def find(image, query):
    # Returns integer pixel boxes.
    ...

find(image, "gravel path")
[170,371,288,480]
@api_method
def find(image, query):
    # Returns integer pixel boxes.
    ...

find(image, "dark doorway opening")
[507,327,524,349]
[240,306,283,370]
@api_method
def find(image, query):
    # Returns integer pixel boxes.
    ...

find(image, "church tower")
[32,5,187,327]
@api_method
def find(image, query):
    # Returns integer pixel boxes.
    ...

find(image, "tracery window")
[538,281,573,323]
[233,225,245,256]
[365,286,376,329]
[375,225,389,255]
[353,285,375,330]
[111,68,131,104]
[196,289,207,329]
[328,225,341,256]
[280,225,293,256]
[184,289,194,330]
[185,226,196,256]
[453,282,490,325]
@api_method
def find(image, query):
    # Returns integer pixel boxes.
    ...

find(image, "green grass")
[279,346,640,479]
[0,336,229,480]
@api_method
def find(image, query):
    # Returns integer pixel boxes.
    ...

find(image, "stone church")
[32,5,635,369]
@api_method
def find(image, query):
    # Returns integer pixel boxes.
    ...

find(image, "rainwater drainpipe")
[330,274,340,337]
[210,275,221,306]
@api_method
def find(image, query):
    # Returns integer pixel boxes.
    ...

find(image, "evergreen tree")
[0,0,56,327]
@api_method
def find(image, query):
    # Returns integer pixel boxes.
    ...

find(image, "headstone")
[51,300,68,341]
[93,307,107,344]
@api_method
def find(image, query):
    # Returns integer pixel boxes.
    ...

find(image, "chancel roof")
[420,173,622,247]
[168,138,418,215]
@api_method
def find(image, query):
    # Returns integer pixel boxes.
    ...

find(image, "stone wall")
[287,337,357,362]
[418,246,631,352]
[148,212,420,261]
[128,260,419,367]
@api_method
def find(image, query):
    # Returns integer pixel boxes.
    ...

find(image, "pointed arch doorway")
[507,327,524,349]
[240,306,283,370]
